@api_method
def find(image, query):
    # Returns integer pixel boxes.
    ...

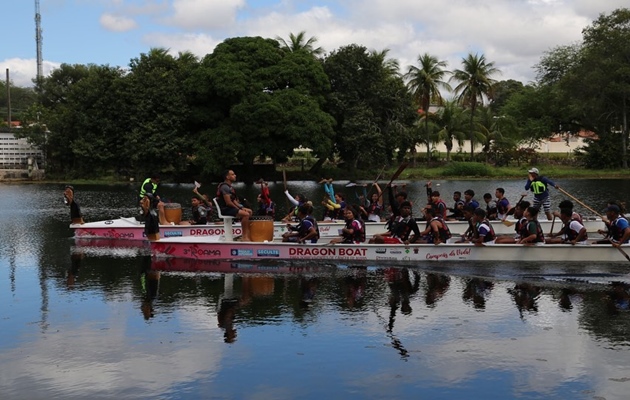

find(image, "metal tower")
[35,0,43,83]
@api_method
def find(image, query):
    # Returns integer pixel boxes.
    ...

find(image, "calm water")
[2,180,630,399]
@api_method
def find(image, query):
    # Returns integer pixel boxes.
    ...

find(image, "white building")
[0,132,44,169]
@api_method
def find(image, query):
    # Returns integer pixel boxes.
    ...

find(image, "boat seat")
[213,197,234,241]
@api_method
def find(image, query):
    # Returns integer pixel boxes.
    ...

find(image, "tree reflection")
[424,273,451,307]
[508,283,541,318]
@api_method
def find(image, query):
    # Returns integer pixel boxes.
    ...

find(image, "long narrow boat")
[72,216,606,241]
[150,236,630,263]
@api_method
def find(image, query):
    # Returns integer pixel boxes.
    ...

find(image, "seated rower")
[547,208,588,245]
[321,192,341,221]
[179,196,209,225]
[330,206,365,244]
[370,201,420,245]
[495,201,530,244]
[518,206,545,245]
[471,208,496,245]
[282,204,319,244]
[483,193,498,220]
[282,191,308,222]
[595,204,630,246]
[416,206,452,245]
[552,200,583,224]
[455,205,476,243]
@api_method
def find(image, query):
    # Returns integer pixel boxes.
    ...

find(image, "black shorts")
[221,207,239,217]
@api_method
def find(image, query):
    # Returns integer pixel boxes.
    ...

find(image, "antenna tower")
[35,0,43,83]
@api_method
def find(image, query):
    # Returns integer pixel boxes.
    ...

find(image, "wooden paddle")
[376,162,409,201]
[558,187,630,262]
[557,187,603,218]
[501,193,527,227]
[282,169,290,210]
[366,165,387,198]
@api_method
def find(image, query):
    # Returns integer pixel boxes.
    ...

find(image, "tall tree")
[405,53,450,164]
[451,53,499,160]
[276,31,324,57]
[436,100,467,162]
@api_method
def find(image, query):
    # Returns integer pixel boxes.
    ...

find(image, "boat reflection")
[140,258,630,348]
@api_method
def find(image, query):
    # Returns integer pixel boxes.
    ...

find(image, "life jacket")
[343,218,365,243]
[610,216,629,242]
[367,200,382,216]
[475,218,496,242]
[565,217,587,241]
[432,199,448,219]
[216,182,235,208]
[515,217,527,237]
[496,198,510,215]
[139,178,158,199]
[530,178,547,195]
[192,204,208,224]
[391,216,413,240]
[433,216,452,242]
[298,215,320,242]
[520,220,545,243]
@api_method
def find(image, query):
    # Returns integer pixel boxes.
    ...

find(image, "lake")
[1,179,630,399]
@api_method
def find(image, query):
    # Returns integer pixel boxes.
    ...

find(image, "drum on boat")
[163,203,182,224]
[250,215,274,242]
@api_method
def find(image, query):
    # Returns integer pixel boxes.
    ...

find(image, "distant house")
[0,132,44,169]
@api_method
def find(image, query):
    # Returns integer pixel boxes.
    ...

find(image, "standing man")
[139,174,160,205]
[217,170,253,241]
[525,167,557,221]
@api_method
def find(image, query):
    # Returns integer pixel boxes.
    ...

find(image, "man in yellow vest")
[139,174,160,205]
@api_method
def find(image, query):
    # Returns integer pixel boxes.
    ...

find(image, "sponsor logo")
[257,249,280,257]
[375,248,387,254]
[389,250,402,254]
[425,248,472,261]
[164,230,183,237]
[182,248,221,257]
[288,247,367,260]
[105,220,114,225]
[231,249,253,256]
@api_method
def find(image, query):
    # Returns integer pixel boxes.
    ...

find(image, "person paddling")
[518,206,545,245]
[596,204,630,247]
[547,208,588,245]
[370,201,420,245]
[282,204,319,244]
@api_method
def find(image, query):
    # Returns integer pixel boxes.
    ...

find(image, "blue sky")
[1,0,627,87]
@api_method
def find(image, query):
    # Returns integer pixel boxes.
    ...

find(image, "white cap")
[528,167,539,175]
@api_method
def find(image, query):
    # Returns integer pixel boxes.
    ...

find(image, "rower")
[282,191,307,222]
[471,208,496,245]
[495,201,530,244]
[596,204,630,247]
[483,193,498,220]
[495,188,510,220]
[416,206,452,245]
[463,189,479,210]
[282,204,320,244]
[330,205,365,244]
[547,208,588,245]
[369,201,420,244]
[216,169,253,242]
[518,206,545,245]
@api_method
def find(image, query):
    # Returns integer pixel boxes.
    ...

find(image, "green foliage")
[574,133,624,169]
[440,162,493,177]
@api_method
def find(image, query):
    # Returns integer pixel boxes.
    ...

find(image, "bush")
[440,162,493,177]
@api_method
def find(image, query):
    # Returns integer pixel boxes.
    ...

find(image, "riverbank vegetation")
[1,9,629,182]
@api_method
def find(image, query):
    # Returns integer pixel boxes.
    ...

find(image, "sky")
[1,0,627,88]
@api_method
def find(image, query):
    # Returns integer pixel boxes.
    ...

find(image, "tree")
[190,36,335,176]
[405,53,450,164]
[436,100,467,162]
[323,45,415,170]
[451,53,500,161]
[276,31,324,57]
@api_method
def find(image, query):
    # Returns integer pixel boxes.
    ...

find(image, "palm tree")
[370,49,400,77]
[275,31,324,57]
[451,53,499,161]
[436,100,467,162]
[405,53,451,165]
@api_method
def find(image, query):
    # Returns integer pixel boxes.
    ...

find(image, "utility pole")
[6,69,10,130]
[35,0,43,87]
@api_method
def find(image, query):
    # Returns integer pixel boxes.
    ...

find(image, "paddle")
[501,193,527,227]
[282,169,290,210]
[376,162,409,202]
[549,216,556,236]
[558,187,630,262]
[557,187,603,218]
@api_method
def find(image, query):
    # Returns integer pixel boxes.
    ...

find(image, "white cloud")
[165,0,246,30]
[0,58,61,87]
[100,13,139,32]
[143,32,222,58]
